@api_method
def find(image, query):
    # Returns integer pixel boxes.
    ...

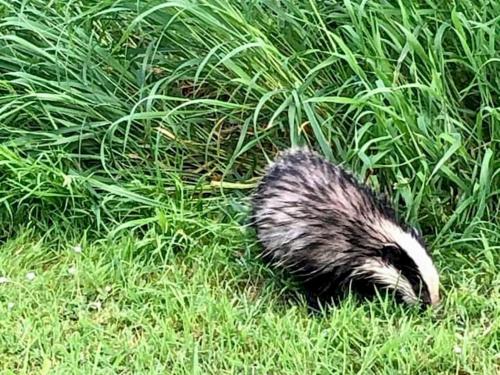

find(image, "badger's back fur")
[251,148,440,308]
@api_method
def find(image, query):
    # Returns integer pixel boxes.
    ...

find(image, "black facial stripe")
[380,245,431,303]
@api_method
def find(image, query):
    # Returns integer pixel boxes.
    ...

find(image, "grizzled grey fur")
[250,147,436,308]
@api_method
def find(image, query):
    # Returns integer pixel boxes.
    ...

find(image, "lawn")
[0,0,498,373]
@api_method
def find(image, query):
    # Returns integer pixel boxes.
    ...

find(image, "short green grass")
[0,0,499,373]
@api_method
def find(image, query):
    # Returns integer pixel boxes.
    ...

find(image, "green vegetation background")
[0,0,498,373]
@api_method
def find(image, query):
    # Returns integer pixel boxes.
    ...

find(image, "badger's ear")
[410,227,421,238]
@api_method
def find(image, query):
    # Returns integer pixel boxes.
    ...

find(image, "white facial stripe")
[380,220,440,305]
[353,259,418,304]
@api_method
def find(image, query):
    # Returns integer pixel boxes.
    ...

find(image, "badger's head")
[353,220,440,308]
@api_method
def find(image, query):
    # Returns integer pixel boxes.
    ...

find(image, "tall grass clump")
[0,0,498,240]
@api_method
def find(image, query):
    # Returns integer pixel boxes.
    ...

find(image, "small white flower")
[7,302,14,310]
[68,266,77,275]
[73,244,82,253]
[89,301,102,310]
[454,346,462,354]
[62,174,74,188]
[26,272,36,281]
[0,276,10,284]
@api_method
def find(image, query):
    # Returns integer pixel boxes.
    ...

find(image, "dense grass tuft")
[0,0,499,373]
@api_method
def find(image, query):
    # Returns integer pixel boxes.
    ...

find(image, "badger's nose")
[430,294,440,307]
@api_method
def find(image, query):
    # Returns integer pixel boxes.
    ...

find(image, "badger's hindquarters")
[251,148,440,308]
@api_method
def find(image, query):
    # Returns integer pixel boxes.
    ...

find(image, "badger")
[251,147,440,309]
